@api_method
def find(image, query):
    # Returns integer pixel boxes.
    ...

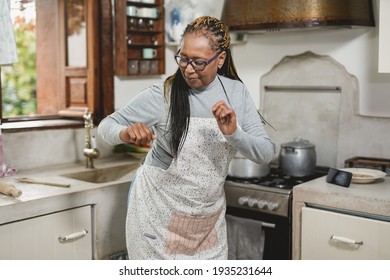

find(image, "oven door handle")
[261,222,276,229]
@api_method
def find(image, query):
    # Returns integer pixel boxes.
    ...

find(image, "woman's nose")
[184,62,196,73]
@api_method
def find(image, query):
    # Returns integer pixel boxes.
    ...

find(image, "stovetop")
[224,166,330,217]
[226,166,330,190]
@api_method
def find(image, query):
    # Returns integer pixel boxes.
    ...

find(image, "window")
[1,0,36,118]
[0,0,114,128]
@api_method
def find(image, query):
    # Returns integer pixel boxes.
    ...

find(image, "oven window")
[226,207,291,260]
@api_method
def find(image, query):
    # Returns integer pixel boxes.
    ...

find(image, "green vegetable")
[113,144,150,154]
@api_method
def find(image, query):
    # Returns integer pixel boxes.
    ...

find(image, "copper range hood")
[221,0,375,32]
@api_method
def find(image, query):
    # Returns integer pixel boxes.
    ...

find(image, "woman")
[98,16,275,259]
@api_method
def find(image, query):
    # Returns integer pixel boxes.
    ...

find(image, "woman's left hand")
[212,101,237,135]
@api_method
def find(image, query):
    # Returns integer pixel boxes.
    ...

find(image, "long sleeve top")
[98,75,275,170]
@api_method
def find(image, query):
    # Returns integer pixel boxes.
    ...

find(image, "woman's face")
[178,33,226,89]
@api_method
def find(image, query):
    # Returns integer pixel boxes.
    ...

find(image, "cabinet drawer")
[301,207,390,259]
[0,206,92,260]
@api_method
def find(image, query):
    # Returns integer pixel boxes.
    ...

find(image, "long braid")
[164,16,241,156]
[164,70,190,156]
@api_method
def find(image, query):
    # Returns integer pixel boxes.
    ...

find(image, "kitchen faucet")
[83,110,100,168]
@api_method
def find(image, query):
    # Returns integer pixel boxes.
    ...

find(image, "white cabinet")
[0,206,93,260]
[378,0,390,72]
[301,207,390,259]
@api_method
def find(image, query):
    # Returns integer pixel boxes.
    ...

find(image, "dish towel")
[0,0,18,66]
[0,181,22,197]
[226,214,265,260]
[0,132,15,177]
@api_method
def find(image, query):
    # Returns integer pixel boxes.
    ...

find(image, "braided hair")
[164,16,241,156]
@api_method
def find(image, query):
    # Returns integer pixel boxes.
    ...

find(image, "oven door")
[226,206,291,260]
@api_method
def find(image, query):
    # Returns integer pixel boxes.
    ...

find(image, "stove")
[224,166,329,259]
[226,167,330,192]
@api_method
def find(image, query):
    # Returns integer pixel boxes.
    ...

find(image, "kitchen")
[0,0,390,262]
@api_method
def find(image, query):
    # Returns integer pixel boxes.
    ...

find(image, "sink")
[61,164,136,183]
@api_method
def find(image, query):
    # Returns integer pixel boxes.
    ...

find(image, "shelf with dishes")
[125,30,164,75]
[126,46,163,75]
[115,0,165,76]
[126,30,162,45]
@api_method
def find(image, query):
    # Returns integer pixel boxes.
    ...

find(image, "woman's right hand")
[119,123,156,147]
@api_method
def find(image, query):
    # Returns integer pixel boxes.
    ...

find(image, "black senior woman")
[98,16,275,259]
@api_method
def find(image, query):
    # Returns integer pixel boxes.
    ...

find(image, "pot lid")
[281,138,315,149]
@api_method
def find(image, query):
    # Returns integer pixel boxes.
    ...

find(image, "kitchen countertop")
[0,155,142,259]
[292,174,390,259]
[0,155,140,224]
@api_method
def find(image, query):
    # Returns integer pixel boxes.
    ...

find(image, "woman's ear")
[218,51,227,69]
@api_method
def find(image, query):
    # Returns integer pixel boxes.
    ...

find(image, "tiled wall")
[260,51,390,168]
[2,127,113,172]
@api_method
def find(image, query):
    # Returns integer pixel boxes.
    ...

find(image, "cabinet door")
[0,206,92,260]
[301,207,390,260]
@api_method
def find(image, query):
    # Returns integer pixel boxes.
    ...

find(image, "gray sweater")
[98,75,275,169]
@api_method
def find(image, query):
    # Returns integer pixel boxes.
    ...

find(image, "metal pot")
[279,138,316,177]
[228,152,270,179]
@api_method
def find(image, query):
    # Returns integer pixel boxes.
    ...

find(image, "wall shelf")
[114,0,165,76]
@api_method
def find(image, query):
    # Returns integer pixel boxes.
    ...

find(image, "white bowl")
[341,168,386,184]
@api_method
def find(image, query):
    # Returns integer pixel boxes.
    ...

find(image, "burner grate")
[226,167,329,189]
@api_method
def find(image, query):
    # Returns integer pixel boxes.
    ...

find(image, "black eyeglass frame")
[174,50,222,71]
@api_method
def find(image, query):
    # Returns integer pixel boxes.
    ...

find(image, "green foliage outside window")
[1,16,37,118]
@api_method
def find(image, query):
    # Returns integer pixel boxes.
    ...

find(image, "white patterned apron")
[125,118,237,259]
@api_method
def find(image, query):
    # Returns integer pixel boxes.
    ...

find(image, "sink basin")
[61,164,136,183]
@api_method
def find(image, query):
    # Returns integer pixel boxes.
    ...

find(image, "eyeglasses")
[174,51,222,71]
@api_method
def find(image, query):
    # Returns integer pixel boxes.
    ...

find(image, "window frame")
[0,0,114,131]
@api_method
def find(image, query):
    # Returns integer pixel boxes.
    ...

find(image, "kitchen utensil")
[16,177,71,188]
[344,156,390,175]
[279,138,316,177]
[139,60,150,74]
[149,60,159,74]
[228,152,270,179]
[340,168,387,184]
[128,60,138,74]
[0,181,22,197]
[142,48,157,59]
[126,6,138,17]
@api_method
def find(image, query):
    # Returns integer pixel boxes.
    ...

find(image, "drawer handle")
[58,229,88,242]
[330,235,363,245]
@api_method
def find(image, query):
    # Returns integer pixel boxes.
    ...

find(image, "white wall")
[115,0,390,118]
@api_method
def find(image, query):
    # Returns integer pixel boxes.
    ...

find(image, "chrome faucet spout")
[83,110,100,169]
